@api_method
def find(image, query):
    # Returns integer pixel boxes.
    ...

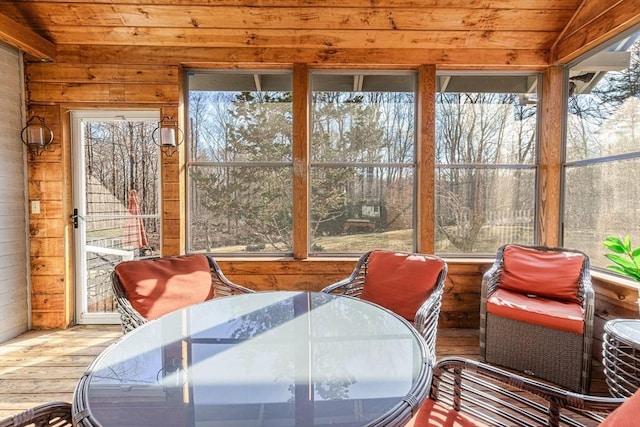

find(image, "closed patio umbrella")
[123,189,149,253]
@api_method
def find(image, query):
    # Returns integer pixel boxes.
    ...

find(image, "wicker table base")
[603,318,640,397]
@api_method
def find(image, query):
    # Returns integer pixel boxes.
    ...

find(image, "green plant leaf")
[605,253,636,269]
[607,265,627,275]
[603,235,640,283]
[603,237,626,254]
[604,236,623,243]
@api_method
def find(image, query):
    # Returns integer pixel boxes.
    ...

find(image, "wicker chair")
[480,244,594,393]
[321,250,447,360]
[405,357,625,427]
[112,253,254,333]
[0,402,72,427]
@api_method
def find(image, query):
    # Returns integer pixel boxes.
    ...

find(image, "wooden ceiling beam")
[552,0,640,65]
[2,4,574,32]
[53,45,550,70]
[0,12,56,62]
[44,27,554,51]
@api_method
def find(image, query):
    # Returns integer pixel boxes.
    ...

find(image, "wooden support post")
[417,65,436,253]
[538,66,565,246]
[292,63,309,259]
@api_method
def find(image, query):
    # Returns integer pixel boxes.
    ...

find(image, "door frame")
[71,109,160,324]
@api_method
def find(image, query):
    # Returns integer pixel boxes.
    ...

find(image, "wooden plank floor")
[0,326,609,420]
[0,325,121,419]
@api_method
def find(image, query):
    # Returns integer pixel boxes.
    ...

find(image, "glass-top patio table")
[72,291,432,427]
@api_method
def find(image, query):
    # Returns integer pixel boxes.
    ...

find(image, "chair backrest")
[496,244,589,303]
[359,250,447,322]
[0,402,72,427]
[113,254,214,321]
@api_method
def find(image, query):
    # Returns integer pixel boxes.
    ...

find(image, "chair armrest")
[111,270,148,334]
[429,357,625,427]
[320,276,363,296]
[205,255,255,297]
[413,264,447,359]
[320,252,370,298]
[481,251,504,299]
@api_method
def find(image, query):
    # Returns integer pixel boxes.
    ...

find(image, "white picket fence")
[486,209,532,226]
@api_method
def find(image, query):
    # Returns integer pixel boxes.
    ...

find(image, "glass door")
[71,110,161,324]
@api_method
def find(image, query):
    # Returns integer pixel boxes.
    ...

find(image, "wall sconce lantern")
[152,116,183,157]
[20,116,54,156]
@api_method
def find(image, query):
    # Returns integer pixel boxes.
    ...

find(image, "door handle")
[70,208,84,229]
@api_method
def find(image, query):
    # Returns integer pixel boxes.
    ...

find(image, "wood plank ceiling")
[1,0,635,70]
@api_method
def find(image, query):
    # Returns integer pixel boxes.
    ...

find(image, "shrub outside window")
[187,71,293,254]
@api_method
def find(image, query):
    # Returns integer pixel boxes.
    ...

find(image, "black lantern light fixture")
[20,115,54,156]
[152,116,183,157]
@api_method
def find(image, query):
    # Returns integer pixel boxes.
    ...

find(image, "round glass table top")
[75,291,431,426]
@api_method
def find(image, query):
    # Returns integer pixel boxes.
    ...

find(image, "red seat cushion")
[360,250,445,322]
[404,399,484,427]
[499,245,584,304]
[487,288,584,334]
[600,389,640,427]
[114,254,213,320]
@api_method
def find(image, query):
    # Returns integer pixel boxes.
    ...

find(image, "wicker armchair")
[321,250,447,360]
[406,357,625,427]
[480,244,594,393]
[0,402,72,427]
[112,254,254,333]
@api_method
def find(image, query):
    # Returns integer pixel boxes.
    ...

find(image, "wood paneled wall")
[22,47,640,334]
[27,104,69,328]
[216,259,494,330]
[592,276,640,362]
[25,55,182,328]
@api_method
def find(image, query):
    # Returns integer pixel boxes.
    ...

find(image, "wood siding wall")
[20,46,640,334]
[214,259,494,330]
[592,276,640,362]
[22,48,501,330]
[25,56,182,328]
[0,41,29,342]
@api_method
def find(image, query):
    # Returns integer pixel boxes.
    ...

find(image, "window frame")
[185,69,295,256]
[561,31,640,275]
[433,72,541,255]
[183,67,546,259]
[308,69,419,256]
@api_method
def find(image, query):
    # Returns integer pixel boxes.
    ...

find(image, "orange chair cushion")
[114,254,214,320]
[360,251,444,322]
[600,389,640,427]
[499,245,584,303]
[404,399,484,427]
[487,288,584,334]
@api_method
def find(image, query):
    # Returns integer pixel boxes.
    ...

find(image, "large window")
[186,69,543,257]
[435,75,538,254]
[187,71,293,254]
[310,72,416,254]
[564,32,640,272]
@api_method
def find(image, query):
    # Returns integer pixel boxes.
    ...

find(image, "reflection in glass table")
[72,291,432,426]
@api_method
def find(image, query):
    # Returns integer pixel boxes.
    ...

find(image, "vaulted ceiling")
[0,1,638,69]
